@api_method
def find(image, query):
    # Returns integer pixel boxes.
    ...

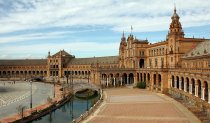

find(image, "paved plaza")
[85,88,201,123]
[0,81,53,119]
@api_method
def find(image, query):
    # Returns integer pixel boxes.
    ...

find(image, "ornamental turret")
[168,6,184,38]
[120,31,126,45]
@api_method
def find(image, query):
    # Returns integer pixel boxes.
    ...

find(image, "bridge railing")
[71,88,103,123]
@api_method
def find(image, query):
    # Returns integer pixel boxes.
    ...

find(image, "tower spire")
[122,30,125,38]
[168,4,184,38]
[174,3,176,13]
[131,25,133,35]
[121,30,126,42]
[48,50,51,57]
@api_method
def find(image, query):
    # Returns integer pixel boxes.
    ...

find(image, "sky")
[0,0,210,59]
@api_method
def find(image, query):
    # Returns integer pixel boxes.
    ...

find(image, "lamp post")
[71,71,73,92]
[66,73,69,86]
[86,73,90,111]
[71,98,74,119]
[30,80,32,109]
[100,73,103,93]
[53,77,55,98]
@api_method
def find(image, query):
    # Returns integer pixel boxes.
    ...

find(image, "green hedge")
[136,81,146,89]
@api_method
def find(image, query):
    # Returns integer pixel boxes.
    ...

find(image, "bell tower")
[167,5,184,68]
[119,31,127,68]
[168,6,184,38]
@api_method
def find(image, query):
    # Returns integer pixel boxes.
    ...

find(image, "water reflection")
[31,95,99,123]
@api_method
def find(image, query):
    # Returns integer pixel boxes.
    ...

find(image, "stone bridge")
[71,80,100,94]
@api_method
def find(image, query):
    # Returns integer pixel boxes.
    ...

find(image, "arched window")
[161,58,164,68]
[155,58,158,67]
[162,48,164,55]
[170,45,173,52]
[149,59,152,68]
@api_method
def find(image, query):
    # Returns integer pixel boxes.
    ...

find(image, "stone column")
[150,73,153,91]
[114,77,116,87]
[208,89,210,104]
[179,80,182,90]
[102,77,106,86]
[184,82,187,92]
[201,87,205,100]
[145,74,148,87]
[139,73,141,82]
[121,77,123,86]
[189,84,192,94]
[195,85,198,97]
[127,77,129,85]
[174,79,177,88]
[106,77,109,87]
[170,78,173,88]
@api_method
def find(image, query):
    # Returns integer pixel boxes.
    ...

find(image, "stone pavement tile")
[105,88,152,96]
[88,117,189,123]
[84,88,200,123]
[109,95,166,103]
[98,103,185,117]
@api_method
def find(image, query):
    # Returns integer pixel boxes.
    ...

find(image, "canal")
[31,95,100,123]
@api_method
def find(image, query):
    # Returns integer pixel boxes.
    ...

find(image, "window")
[155,58,158,67]
[149,59,152,68]
[159,49,161,55]
[162,48,164,55]
[140,51,144,57]
[161,58,164,68]
[170,45,173,54]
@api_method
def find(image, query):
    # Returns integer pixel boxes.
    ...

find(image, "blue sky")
[0,0,210,59]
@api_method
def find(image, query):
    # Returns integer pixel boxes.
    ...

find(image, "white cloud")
[1,0,210,58]
[0,41,119,59]
[0,28,102,43]
[0,32,64,43]
[0,0,209,33]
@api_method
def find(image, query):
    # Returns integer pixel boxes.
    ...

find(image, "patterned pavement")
[0,81,36,107]
[84,88,200,123]
[0,81,53,119]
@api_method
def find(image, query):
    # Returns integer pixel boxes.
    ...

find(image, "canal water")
[31,95,100,123]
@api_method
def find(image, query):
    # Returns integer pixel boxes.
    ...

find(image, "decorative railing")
[169,68,210,74]
[167,88,210,122]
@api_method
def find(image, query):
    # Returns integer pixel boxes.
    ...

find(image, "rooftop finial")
[122,30,125,37]
[121,30,126,41]
[174,3,176,13]
[48,50,50,57]
[131,25,133,34]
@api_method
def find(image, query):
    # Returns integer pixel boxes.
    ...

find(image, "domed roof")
[168,5,185,38]
[171,7,179,19]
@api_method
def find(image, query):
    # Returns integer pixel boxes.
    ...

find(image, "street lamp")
[30,80,32,109]
[86,72,90,111]
[66,73,69,86]
[70,71,74,92]
[53,77,55,98]
[71,98,74,119]
[88,72,90,84]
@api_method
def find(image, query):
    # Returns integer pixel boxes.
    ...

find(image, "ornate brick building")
[0,8,210,103]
